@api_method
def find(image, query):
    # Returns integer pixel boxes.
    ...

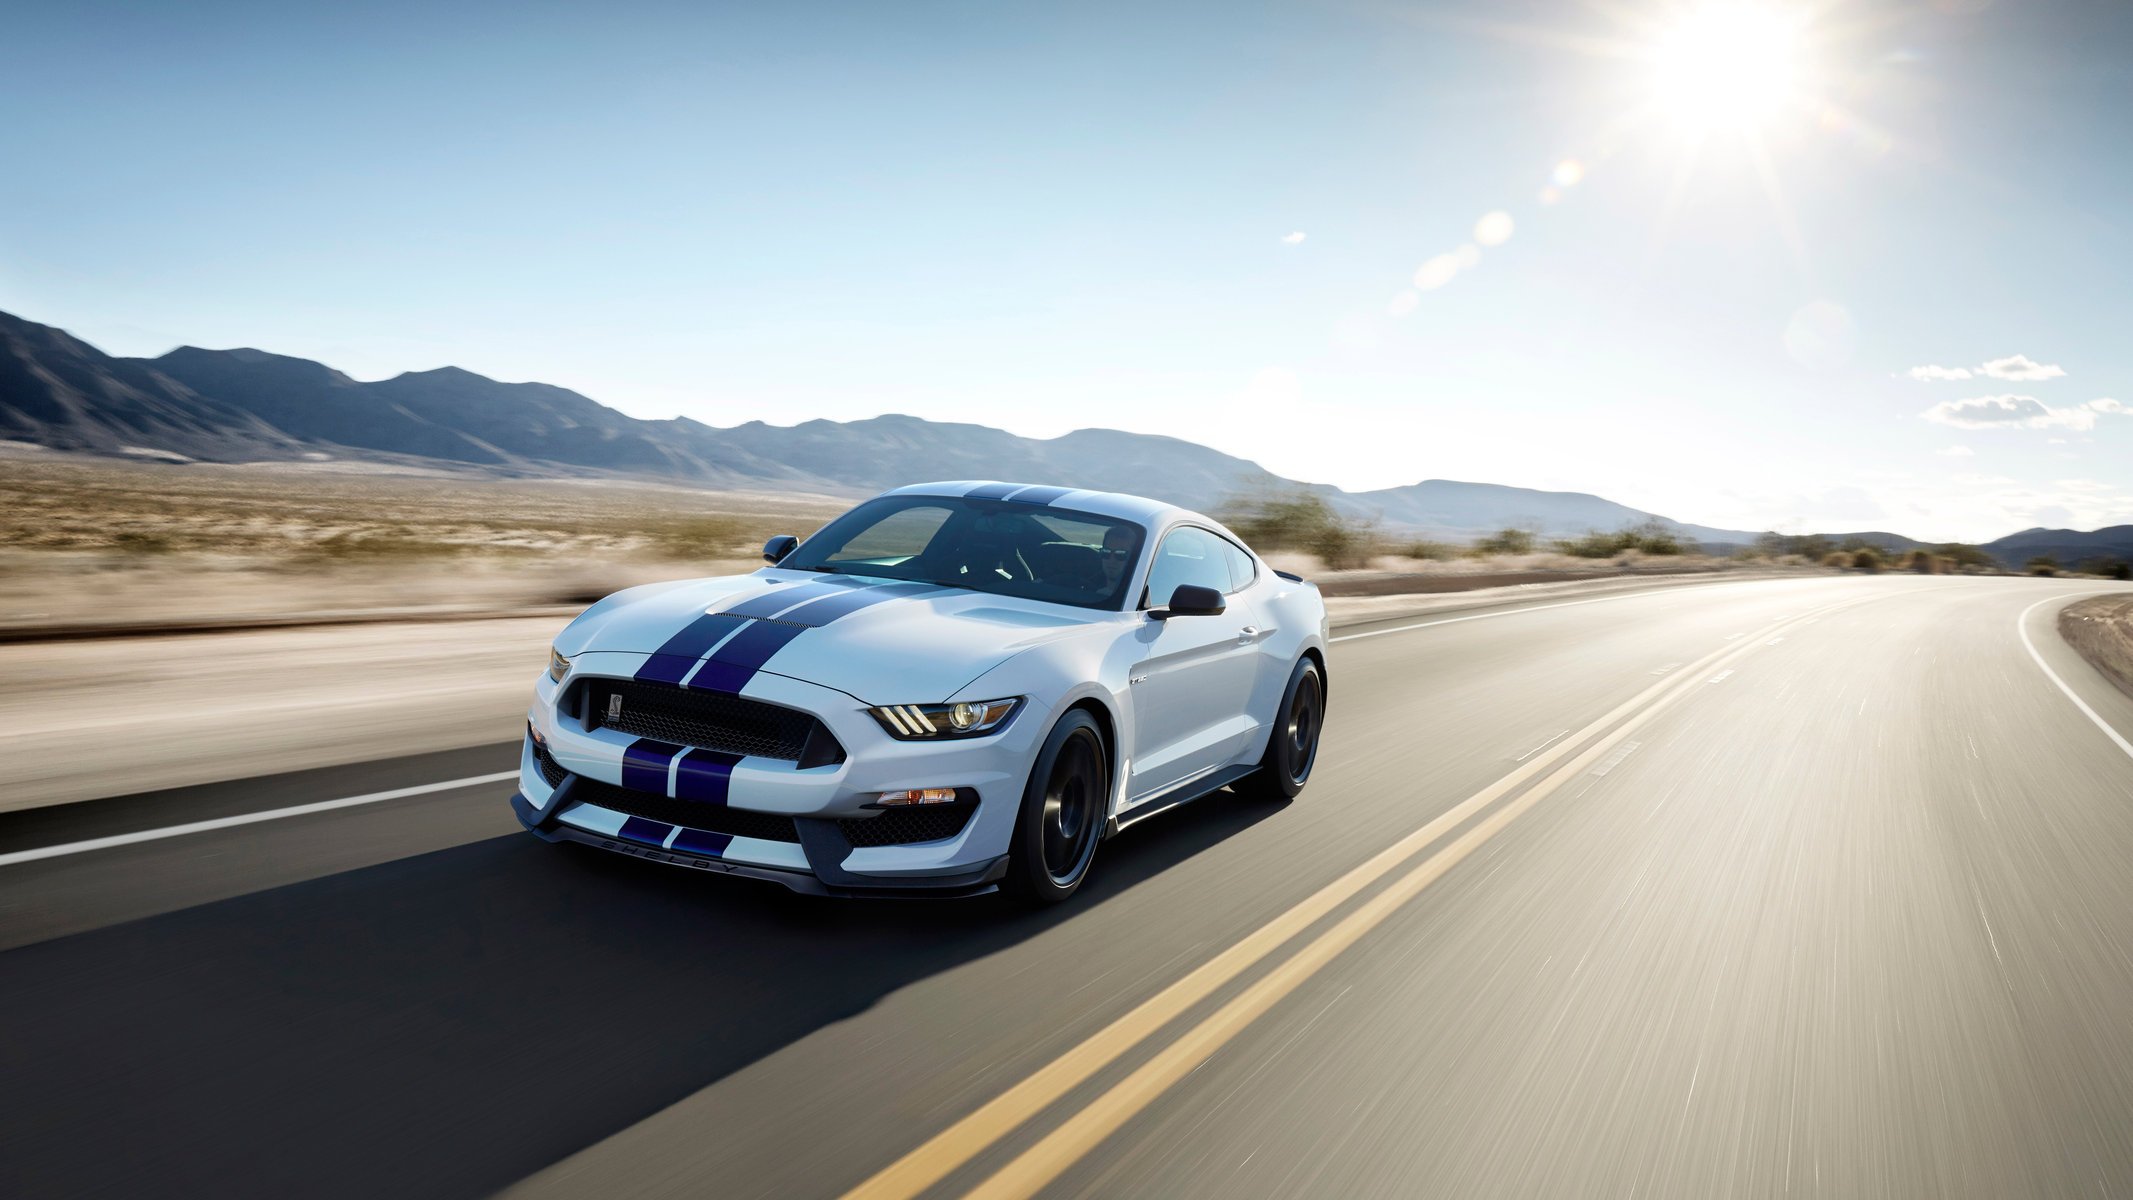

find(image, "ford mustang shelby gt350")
[512,481,1329,903]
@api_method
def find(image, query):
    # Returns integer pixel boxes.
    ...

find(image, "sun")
[1645,2,1810,135]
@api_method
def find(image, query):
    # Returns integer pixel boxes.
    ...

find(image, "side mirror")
[1152,583,1226,619]
[762,535,799,564]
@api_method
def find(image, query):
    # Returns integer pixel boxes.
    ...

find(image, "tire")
[1235,656,1324,803]
[1004,709,1109,906]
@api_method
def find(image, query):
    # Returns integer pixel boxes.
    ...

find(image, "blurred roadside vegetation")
[0,457,836,568]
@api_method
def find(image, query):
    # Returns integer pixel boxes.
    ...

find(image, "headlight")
[547,647,572,683]
[869,698,1021,740]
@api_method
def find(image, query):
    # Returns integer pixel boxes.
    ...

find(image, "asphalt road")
[4,575,2132,1199]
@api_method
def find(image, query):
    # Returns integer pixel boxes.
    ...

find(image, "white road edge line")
[4,580,1784,868]
[0,771,520,868]
[2016,593,2133,762]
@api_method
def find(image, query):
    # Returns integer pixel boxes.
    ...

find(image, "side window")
[1144,527,1232,606]
[1221,539,1257,593]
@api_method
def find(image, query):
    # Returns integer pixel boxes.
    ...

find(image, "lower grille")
[569,776,801,844]
[529,735,569,788]
[838,801,979,848]
[582,678,841,765]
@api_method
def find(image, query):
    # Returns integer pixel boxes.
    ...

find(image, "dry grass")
[0,454,850,628]
[2059,594,2133,701]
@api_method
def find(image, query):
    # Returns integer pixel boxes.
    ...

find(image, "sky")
[4,0,2131,541]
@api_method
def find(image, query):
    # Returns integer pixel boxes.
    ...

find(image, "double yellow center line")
[845,595,1870,1200]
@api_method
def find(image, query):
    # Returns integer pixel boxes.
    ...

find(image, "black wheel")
[1005,710,1109,906]
[1235,656,1324,802]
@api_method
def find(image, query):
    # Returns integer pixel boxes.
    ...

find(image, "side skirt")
[1104,762,1262,838]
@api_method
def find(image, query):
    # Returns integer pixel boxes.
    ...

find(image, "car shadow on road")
[0,793,1281,1200]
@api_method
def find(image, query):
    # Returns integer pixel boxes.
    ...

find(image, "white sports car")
[512,481,1330,903]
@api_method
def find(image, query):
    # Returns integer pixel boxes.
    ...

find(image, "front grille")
[529,734,568,788]
[838,801,979,848]
[582,678,840,764]
[569,776,801,844]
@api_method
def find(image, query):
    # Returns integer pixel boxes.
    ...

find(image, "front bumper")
[514,655,1036,895]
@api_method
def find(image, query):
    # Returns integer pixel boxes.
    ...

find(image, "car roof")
[875,481,1202,530]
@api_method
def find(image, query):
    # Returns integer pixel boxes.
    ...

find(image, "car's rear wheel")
[1236,656,1324,802]
[1005,710,1108,905]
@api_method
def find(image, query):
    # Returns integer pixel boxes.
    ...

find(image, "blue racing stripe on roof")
[687,619,809,693]
[634,612,751,684]
[618,816,673,846]
[673,748,742,805]
[670,827,734,858]
[621,738,684,794]
[963,482,1024,500]
[1004,484,1076,505]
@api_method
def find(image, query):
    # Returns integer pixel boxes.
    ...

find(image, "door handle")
[1237,625,1259,642]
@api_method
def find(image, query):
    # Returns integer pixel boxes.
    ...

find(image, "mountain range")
[4,307,2129,565]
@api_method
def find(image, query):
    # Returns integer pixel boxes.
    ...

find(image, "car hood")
[557,572,1105,704]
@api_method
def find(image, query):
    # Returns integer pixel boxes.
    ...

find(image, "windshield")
[782,494,1145,611]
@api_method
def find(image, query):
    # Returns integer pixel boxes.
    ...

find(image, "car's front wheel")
[1004,709,1108,905]
[1235,655,1324,802]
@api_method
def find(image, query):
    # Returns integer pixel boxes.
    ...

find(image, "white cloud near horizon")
[1281,231,1307,244]
[1921,395,2126,431]
[1978,353,2065,381]
[1906,354,2065,383]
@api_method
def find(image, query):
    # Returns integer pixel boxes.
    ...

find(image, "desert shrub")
[1933,543,1997,570]
[1473,528,1535,556]
[1219,489,1379,570]
[1555,530,1627,558]
[1399,539,1461,561]
[1627,520,1684,555]
[2027,555,2059,577]
[1902,549,1953,575]
[1851,547,1882,571]
[1821,550,1853,569]
[1759,532,1836,560]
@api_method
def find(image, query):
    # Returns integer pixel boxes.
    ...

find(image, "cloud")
[1978,353,2064,381]
[1921,395,2129,431]
[1935,445,1975,456]
[1906,354,2065,383]
[1281,231,1306,245]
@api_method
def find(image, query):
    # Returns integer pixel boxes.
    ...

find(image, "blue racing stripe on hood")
[634,613,751,684]
[778,581,950,627]
[719,576,875,620]
[686,620,809,693]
